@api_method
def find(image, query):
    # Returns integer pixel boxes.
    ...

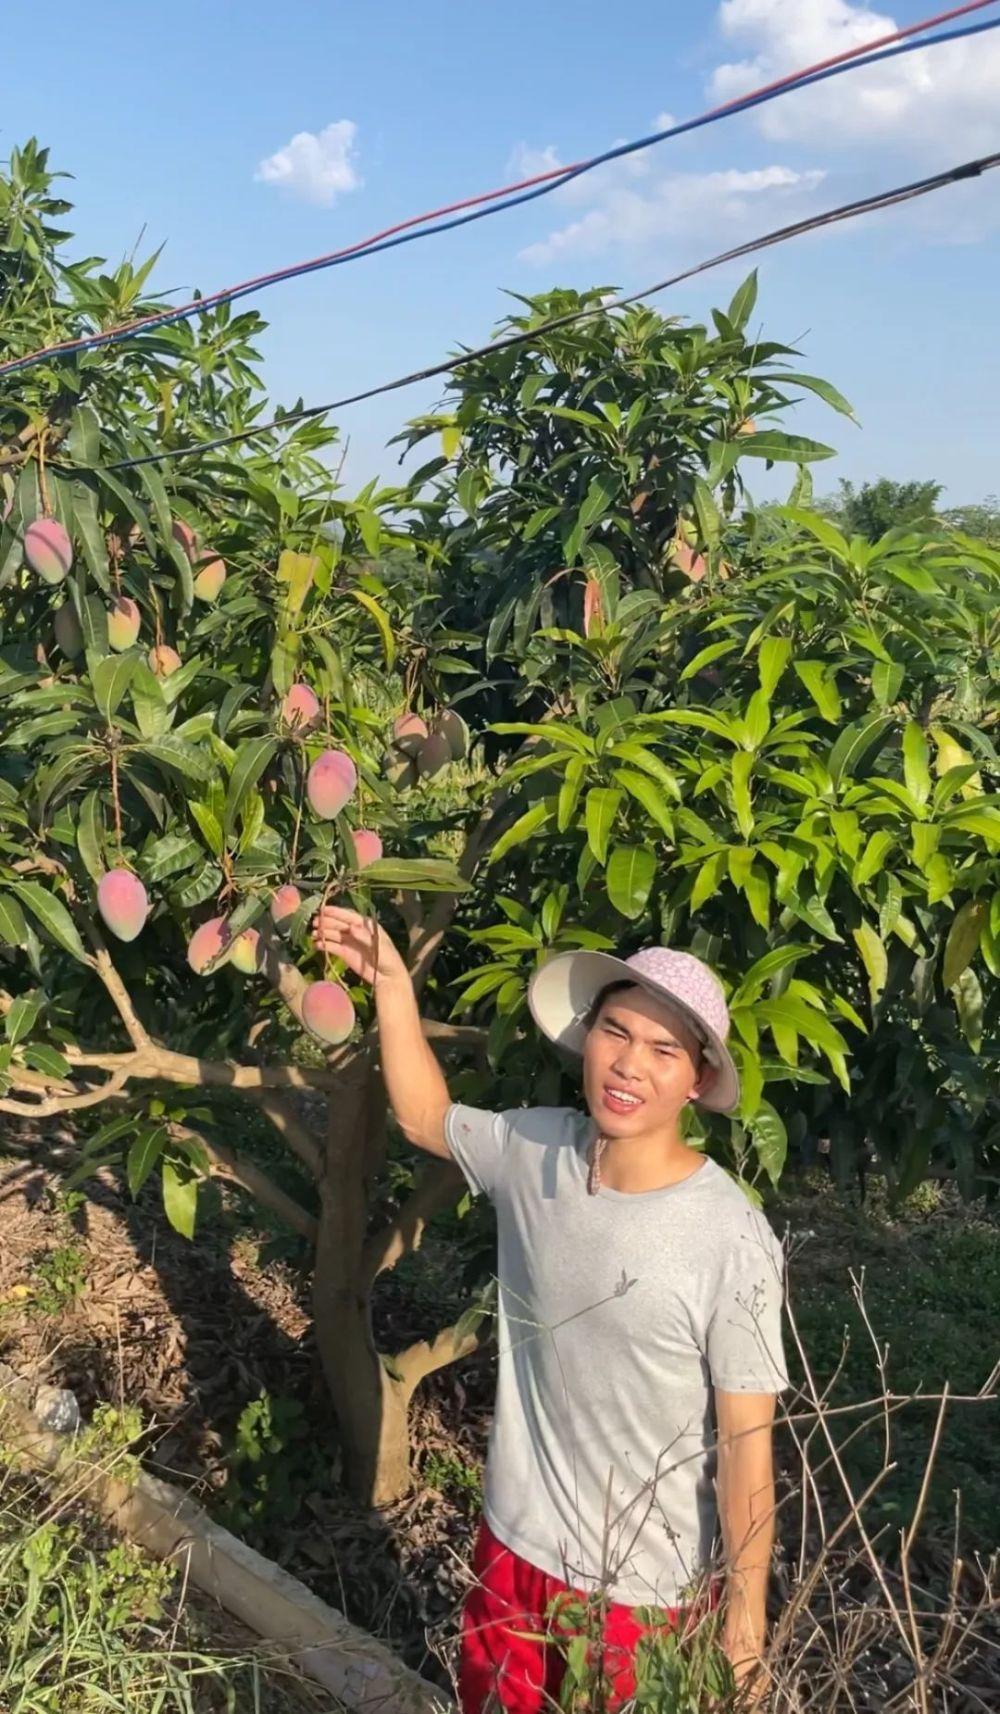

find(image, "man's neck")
[595,1123,706,1194]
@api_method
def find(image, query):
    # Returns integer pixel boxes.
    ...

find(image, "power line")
[1,0,997,380]
[102,150,999,473]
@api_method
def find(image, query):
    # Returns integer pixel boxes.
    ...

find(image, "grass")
[778,1172,1000,1552]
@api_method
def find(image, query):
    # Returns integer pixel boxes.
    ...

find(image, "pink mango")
[172,519,199,560]
[301,980,356,1045]
[270,885,302,931]
[231,927,262,975]
[281,683,320,731]
[187,916,232,974]
[307,749,357,819]
[25,518,73,585]
[417,732,451,779]
[54,601,83,657]
[193,556,226,602]
[148,645,182,678]
[96,869,149,943]
[107,595,141,652]
[432,708,470,762]
[351,828,383,868]
[392,712,428,757]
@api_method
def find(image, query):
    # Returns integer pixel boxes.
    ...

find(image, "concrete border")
[0,1366,450,1713]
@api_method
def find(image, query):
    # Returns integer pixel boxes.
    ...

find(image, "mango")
[270,884,302,931]
[383,748,418,792]
[432,708,470,762]
[282,683,320,731]
[392,712,428,757]
[301,979,355,1045]
[417,732,451,779]
[148,645,182,677]
[231,927,262,974]
[54,601,83,657]
[107,595,141,652]
[25,518,73,585]
[351,828,383,868]
[307,749,357,819]
[193,556,226,602]
[96,868,149,943]
[172,519,199,560]
[187,916,232,974]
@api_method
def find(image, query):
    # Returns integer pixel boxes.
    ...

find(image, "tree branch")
[420,1020,488,1052]
[361,1159,465,1291]
[88,932,151,1050]
[169,1122,318,1243]
[394,1314,486,1397]
[62,1045,341,1091]
[0,1062,135,1118]
[246,1088,323,1180]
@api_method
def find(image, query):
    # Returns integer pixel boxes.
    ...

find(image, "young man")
[312,910,788,1712]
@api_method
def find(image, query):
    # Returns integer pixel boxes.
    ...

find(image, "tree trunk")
[310,1050,414,1505]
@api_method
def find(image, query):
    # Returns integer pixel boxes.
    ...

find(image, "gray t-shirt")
[445,1102,788,1608]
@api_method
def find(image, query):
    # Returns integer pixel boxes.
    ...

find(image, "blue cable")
[2,12,998,379]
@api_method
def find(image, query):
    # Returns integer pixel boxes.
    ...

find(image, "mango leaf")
[730,752,754,840]
[794,660,841,723]
[680,641,737,683]
[606,845,656,919]
[727,269,758,331]
[758,637,791,698]
[733,944,818,1006]
[487,802,554,867]
[361,857,471,892]
[852,921,888,1005]
[10,881,89,963]
[127,1125,167,1197]
[76,791,106,883]
[828,715,894,786]
[0,893,28,947]
[161,1156,198,1240]
[585,788,622,865]
[134,737,212,783]
[902,721,931,806]
[854,830,896,888]
[871,659,905,708]
[751,1101,788,1187]
[611,768,673,837]
[91,652,140,720]
[224,737,278,834]
[951,966,983,1052]
[557,757,586,832]
[942,899,986,990]
[772,373,856,419]
[579,472,618,531]
[4,991,44,1046]
[349,588,395,669]
[733,431,836,464]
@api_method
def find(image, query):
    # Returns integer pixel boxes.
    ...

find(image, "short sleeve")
[445,1103,512,1201]
[705,1211,789,1394]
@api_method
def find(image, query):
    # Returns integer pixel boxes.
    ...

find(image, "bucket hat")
[527,944,740,1113]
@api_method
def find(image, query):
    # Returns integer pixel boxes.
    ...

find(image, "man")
[312,909,788,1712]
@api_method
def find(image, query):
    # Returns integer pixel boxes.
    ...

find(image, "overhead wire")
[1,0,998,380]
[102,149,1000,472]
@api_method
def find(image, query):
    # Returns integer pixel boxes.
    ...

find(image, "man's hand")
[312,905,408,990]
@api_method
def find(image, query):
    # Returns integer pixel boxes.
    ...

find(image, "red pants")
[459,1519,708,1714]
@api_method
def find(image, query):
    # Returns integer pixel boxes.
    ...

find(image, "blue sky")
[3,0,999,506]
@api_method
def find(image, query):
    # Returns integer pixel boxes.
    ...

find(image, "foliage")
[817,477,943,540]
[405,289,1000,1199]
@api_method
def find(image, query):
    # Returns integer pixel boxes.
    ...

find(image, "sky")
[2,0,999,507]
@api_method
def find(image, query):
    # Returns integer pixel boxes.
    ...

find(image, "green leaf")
[852,921,888,1005]
[942,899,985,990]
[5,991,44,1046]
[134,737,212,783]
[488,802,554,867]
[751,1101,787,1187]
[758,637,791,699]
[91,652,140,720]
[853,830,896,888]
[828,715,893,786]
[793,660,841,722]
[680,641,737,683]
[871,660,905,708]
[691,851,725,911]
[557,757,586,833]
[224,737,278,834]
[138,832,203,884]
[161,1156,198,1240]
[734,431,836,464]
[349,588,396,669]
[775,507,849,559]
[361,857,471,892]
[605,845,656,919]
[76,791,106,883]
[127,1125,167,1197]
[70,478,111,591]
[585,788,622,865]
[0,893,28,947]
[727,269,758,331]
[190,800,225,859]
[952,966,983,1052]
[20,1043,70,1079]
[902,721,931,807]
[611,768,673,837]
[730,752,754,839]
[10,881,89,962]
[773,372,856,419]
[579,472,618,532]
[733,944,818,1005]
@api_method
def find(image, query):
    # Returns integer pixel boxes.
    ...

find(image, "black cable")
[102,149,999,474]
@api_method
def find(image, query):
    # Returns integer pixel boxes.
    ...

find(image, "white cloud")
[711,0,1000,154]
[255,120,361,206]
[520,162,825,265]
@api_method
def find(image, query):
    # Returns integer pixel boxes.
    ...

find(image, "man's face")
[582,984,707,1138]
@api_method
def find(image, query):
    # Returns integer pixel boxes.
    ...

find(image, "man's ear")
[691,1060,720,1103]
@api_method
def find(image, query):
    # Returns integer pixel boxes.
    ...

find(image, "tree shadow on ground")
[0,1123,466,1686]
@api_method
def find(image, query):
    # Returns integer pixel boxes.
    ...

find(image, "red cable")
[9,0,998,372]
